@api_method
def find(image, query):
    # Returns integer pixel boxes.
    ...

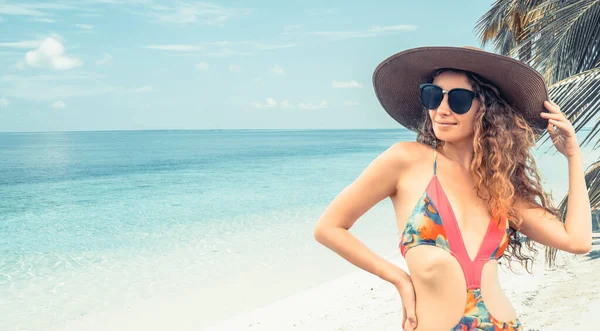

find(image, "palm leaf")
[476,0,517,54]
[510,0,600,84]
[536,67,600,151]
[557,159,600,219]
[475,0,545,57]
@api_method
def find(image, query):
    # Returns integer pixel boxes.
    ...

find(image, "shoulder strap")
[432,143,437,175]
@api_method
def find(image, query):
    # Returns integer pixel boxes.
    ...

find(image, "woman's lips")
[436,121,457,127]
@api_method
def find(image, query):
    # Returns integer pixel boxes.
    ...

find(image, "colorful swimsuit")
[399,144,523,331]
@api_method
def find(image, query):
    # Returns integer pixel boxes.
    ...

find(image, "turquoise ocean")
[1,129,598,330]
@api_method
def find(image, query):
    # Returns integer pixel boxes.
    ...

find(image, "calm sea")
[0,129,597,330]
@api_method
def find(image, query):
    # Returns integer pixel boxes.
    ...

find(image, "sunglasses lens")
[420,85,443,110]
[448,89,475,114]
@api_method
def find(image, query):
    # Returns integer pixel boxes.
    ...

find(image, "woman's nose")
[437,94,452,114]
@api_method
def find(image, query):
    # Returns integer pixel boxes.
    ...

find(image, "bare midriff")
[401,246,517,330]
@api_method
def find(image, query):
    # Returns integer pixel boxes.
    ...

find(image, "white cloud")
[265,97,276,107]
[0,4,45,16]
[75,23,94,30]
[278,99,328,110]
[52,100,66,109]
[298,100,328,110]
[280,100,293,108]
[79,13,102,18]
[255,43,296,50]
[269,65,285,75]
[0,97,8,108]
[253,76,263,83]
[144,2,253,25]
[145,44,205,51]
[332,80,363,88]
[0,40,42,49]
[10,3,76,10]
[206,48,253,57]
[0,3,77,21]
[206,41,234,46]
[343,100,360,107]
[228,64,241,72]
[132,86,154,93]
[25,37,83,70]
[144,41,292,57]
[33,17,55,23]
[315,24,417,39]
[0,2,249,28]
[250,97,277,109]
[195,62,209,71]
[96,53,113,67]
[1,74,105,83]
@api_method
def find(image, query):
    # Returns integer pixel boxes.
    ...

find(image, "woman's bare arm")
[516,151,592,254]
[313,141,415,285]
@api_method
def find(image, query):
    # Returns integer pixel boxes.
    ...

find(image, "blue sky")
[0,0,495,132]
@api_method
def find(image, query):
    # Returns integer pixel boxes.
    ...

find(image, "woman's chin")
[433,130,452,139]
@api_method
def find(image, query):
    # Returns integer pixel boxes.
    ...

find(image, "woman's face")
[428,71,481,142]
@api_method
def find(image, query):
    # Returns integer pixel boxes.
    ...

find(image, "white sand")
[203,234,600,331]
[49,234,599,331]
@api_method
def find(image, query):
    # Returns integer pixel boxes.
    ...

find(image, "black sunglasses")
[419,83,477,115]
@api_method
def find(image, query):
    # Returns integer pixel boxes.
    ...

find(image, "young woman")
[313,46,592,331]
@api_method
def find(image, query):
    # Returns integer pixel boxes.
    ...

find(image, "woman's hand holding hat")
[541,100,582,159]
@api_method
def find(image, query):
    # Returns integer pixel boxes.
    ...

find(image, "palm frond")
[557,159,600,219]
[511,0,600,84]
[476,0,546,57]
[536,67,600,150]
[476,0,511,47]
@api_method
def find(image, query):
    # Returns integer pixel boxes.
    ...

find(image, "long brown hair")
[416,68,563,273]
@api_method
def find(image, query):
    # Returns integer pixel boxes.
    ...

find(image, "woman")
[313,46,592,331]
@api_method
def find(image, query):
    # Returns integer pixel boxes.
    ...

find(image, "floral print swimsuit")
[400,144,523,331]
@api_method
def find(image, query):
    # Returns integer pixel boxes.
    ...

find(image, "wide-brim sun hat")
[372,46,550,134]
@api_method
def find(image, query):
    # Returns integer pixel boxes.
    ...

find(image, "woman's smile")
[436,120,458,127]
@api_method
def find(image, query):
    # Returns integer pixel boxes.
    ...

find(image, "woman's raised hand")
[540,100,581,159]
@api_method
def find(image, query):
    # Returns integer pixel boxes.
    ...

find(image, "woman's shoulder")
[389,141,433,160]
[385,141,433,170]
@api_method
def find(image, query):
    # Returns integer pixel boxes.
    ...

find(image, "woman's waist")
[410,278,518,329]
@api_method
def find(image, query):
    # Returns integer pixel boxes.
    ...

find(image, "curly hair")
[416,68,564,273]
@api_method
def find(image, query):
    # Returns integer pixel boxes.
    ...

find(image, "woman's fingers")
[398,282,418,330]
[548,118,572,134]
[405,305,417,330]
[540,111,567,121]
[544,100,561,114]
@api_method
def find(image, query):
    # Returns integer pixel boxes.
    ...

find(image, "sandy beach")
[47,232,600,331]
[202,233,600,331]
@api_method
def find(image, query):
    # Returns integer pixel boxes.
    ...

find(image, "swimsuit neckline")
[428,174,498,263]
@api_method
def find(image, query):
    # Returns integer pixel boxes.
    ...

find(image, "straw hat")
[372,46,550,134]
